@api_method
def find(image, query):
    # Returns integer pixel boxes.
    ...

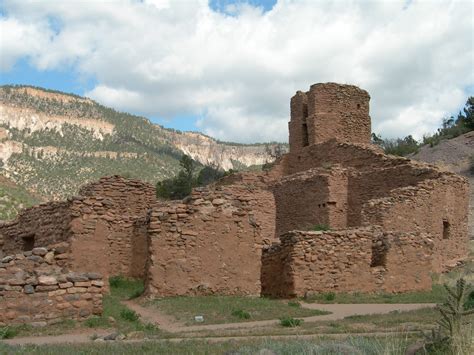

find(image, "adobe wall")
[217,172,277,244]
[289,83,370,153]
[362,176,470,272]
[145,184,264,297]
[273,168,349,236]
[0,176,156,281]
[261,229,434,298]
[68,176,156,280]
[0,201,73,256]
[0,245,104,326]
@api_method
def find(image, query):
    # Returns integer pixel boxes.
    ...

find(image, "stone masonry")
[0,82,470,325]
[0,244,104,326]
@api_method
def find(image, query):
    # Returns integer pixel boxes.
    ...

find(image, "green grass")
[311,224,330,231]
[0,336,416,355]
[0,326,18,339]
[82,276,157,335]
[304,284,447,304]
[279,316,303,327]
[148,296,330,325]
[9,277,158,339]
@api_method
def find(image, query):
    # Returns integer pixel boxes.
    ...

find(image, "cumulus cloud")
[0,0,473,142]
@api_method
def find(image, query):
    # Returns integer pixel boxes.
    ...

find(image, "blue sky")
[0,0,472,142]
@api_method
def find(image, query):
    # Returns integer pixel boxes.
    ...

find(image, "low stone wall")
[261,229,434,298]
[362,175,469,272]
[146,184,264,297]
[0,245,104,326]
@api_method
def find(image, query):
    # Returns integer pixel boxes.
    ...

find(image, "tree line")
[372,96,473,156]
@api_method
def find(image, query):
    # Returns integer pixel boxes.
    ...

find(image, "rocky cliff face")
[0,85,285,202]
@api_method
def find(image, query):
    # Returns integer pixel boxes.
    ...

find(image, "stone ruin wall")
[362,175,469,272]
[0,176,156,281]
[262,229,434,298]
[68,176,155,281]
[273,168,349,236]
[289,83,371,153]
[0,244,104,326]
[145,184,265,297]
[0,201,73,257]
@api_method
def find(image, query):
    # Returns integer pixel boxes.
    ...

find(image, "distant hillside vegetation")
[0,85,285,209]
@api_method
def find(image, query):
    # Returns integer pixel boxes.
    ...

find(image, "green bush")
[287,301,301,308]
[120,309,140,322]
[279,316,303,327]
[464,290,474,310]
[109,275,128,288]
[311,224,330,231]
[0,327,17,339]
[324,292,336,301]
[84,316,108,328]
[231,309,251,320]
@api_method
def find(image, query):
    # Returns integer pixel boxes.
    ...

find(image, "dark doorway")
[22,235,35,251]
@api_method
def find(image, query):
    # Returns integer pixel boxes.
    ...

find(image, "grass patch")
[304,284,446,304]
[0,326,18,339]
[149,296,330,325]
[311,224,330,231]
[0,336,417,354]
[231,309,251,320]
[279,316,303,327]
[120,309,140,322]
[83,276,157,335]
[287,300,301,308]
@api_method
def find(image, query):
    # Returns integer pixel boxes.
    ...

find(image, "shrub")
[287,301,301,308]
[464,290,474,310]
[0,326,17,339]
[109,275,128,288]
[279,316,303,327]
[84,316,108,328]
[470,155,474,176]
[324,292,336,301]
[423,278,473,354]
[231,309,251,320]
[311,224,330,231]
[120,309,140,322]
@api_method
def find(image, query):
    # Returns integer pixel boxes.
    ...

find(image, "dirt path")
[2,302,436,346]
[2,330,422,346]
[123,300,436,333]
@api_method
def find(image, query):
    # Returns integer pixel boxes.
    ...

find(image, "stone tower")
[288,83,371,152]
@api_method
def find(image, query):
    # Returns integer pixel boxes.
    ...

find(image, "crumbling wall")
[261,229,434,298]
[0,245,104,326]
[217,172,277,244]
[146,184,264,297]
[0,201,72,256]
[289,83,370,153]
[362,176,469,272]
[273,168,349,235]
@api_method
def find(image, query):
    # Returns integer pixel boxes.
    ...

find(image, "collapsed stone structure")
[0,82,469,325]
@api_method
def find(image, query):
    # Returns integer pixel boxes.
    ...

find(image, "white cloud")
[0,0,473,143]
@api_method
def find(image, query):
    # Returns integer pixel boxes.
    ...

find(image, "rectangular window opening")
[302,123,309,147]
[443,220,451,239]
[370,242,387,268]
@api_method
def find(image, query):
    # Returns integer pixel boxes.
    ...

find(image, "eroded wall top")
[289,83,371,152]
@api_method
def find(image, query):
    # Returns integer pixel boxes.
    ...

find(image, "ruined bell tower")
[288,83,371,152]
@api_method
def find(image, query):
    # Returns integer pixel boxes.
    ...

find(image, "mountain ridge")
[0,84,285,202]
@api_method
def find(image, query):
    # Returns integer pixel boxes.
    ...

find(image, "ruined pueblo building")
[0,83,469,326]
